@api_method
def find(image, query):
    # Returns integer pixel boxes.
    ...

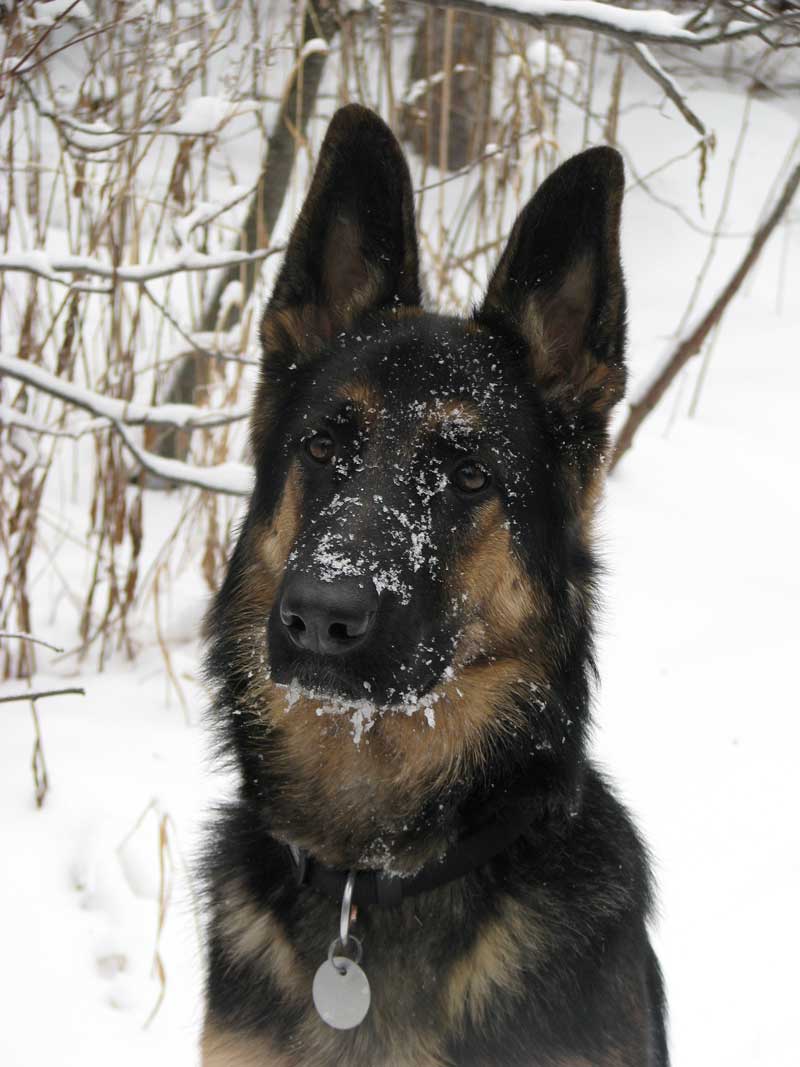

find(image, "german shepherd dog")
[202,105,668,1066]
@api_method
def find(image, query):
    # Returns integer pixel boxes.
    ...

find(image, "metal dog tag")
[312,953,371,1030]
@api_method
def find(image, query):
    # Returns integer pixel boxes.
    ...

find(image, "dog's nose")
[279,574,378,655]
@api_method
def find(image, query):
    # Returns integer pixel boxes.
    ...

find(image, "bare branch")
[6,1,87,76]
[611,157,800,471]
[0,632,64,653]
[625,42,707,139]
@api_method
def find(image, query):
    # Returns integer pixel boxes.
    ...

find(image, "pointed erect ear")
[476,147,627,446]
[260,105,421,372]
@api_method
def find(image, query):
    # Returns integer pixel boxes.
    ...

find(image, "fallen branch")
[611,157,800,471]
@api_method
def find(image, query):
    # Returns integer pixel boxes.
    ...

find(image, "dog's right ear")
[259,105,421,374]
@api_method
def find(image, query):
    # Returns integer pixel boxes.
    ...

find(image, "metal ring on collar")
[328,934,363,975]
[340,869,356,947]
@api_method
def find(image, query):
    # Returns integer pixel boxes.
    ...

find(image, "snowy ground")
[2,49,800,1067]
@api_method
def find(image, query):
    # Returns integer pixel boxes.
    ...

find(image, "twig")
[611,157,800,471]
[0,687,86,704]
[416,125,554,193]
[0,632,64,653]
[30,701,49,808]
[625,42,706,139]
[6,1,86,76]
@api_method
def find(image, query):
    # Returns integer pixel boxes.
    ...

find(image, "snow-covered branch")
[409,0,799,48]
[0,354,254,496]
[0,355,249,431]
[0,245,281,289]
[113,422,253,496]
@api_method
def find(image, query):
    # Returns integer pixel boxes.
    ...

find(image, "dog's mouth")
[272,653,442,707]
[269,652,446,742]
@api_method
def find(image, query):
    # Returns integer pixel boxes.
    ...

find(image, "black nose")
[279,574,378,655]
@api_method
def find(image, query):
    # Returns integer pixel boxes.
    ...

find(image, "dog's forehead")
[317,316,516,435]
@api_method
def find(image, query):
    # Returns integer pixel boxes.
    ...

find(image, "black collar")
[285,800,537,909]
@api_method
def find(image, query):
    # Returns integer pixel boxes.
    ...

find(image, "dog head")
[207,106,626,859]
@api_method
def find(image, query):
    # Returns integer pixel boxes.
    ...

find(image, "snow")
[163,97,260,137]
[300,38,330,61]
[467,1,696,41]
[115,422,253,496]
[2,24,800,1067]
[32,0,92,22]
[0,354,248,431]
[0,245,273,286]
[279,679,441,746]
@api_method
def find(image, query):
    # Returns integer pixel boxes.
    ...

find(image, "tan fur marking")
[260,306,328,363]
[294,1017,449,1067]
[217,878,307,998]
[259,464,302,577]
[456,498,541,641]
[251,654,531,870]
[446,894,550,1028]
[202,1019,294,1066]
[336,379,383,431]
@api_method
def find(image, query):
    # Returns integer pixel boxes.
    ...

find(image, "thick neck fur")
[206,631,592,875]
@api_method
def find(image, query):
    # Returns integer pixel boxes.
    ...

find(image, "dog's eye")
[305,432,335,464]
[451,460,490,494]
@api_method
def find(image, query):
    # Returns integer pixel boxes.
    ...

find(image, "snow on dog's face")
[205,106,626,863]
[262,313,542,710]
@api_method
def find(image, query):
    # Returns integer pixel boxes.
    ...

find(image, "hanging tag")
[312,936,371,1030]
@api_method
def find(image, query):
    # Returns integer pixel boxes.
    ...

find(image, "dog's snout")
[279,574,378,655]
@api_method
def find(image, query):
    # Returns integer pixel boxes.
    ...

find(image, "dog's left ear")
[476,147,627,446]
[260,104,421,373]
